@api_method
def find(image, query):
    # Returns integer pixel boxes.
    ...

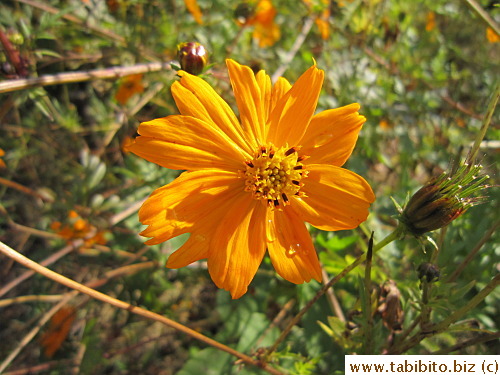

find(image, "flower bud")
[399,163,488,236]
[417,263,440,283]
[177,42,208,76]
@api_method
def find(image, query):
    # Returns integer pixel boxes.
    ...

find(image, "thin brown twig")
[9,221,60,239]
[321,267,346,322]
[0,62,173,94]
[0,294,64,308]
[89,244,149,261]
[0,241,285,375]
[255,299,296,349]
[0,176,54,202]
[463,0,500,36]
[0,241,76,298]
[3,359,76,375]
[109,198,147,226]
[70,344,86,375]
[430,331,500,354]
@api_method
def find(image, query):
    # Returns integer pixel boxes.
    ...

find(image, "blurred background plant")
[0,0,498,374]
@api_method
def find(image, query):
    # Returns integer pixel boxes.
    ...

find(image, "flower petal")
[267,207,322,284]
[292,164,375,231]
[270,77,291,109]
[128,115,248,171]
[172,72,253,155]
[139,169,242,245]
[256,69,272,124]
[208,196,267,299]
[300,104,366,166]
[226,59,265,146]
[266,65,324,147]
[166,189,245,269]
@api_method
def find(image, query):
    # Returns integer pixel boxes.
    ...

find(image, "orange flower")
[303,0,331,40]
[115,74,144,105]
[40,306,76,358]
[128,60,375,298]
[184,0,203,25]
[379,119,391,130]
[51,210,107,247]
[315,14,330,40]
[106,0,121,13]
[0,148,6,168]
[425,11,436,32]
[247,0,281,47]
[486,27,499,43]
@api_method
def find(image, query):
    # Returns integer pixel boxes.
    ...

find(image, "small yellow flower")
[486,27,499,43]
[129,60,375,298]
[115,74,144,105]
[425,11,436,32]
[184,0,203,25]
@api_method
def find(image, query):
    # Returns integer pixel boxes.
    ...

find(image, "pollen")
[243,144,307,209]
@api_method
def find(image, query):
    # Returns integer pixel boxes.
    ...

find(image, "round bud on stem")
[177,42,208,76]
[399,163,488,236]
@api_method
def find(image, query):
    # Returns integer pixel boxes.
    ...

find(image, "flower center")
[243,144,307,209]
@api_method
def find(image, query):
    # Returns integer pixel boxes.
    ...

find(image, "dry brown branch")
[0,241,286,375]
[0,62,173,94]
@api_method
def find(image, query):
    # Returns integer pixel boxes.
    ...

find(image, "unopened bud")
[399,163,488,236]
[177,42,208,76]
[417,263,440,283]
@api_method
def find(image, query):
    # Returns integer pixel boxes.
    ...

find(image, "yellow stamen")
[243,143,307,209]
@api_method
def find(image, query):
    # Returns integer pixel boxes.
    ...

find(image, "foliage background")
[0,0,498,374]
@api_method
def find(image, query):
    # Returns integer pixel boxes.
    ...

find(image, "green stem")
[433,274,500,332]
[447,219,500,283]
[467,84,499,165]
[420,280,432,331]
[363,233,374,354]
[266,226,404,359]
